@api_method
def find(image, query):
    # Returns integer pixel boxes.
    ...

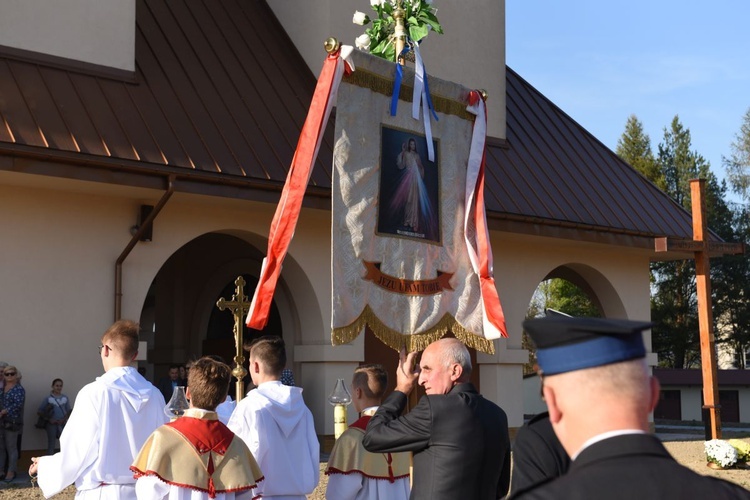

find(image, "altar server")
[325,364,410,500]
[132,356,263,499]
[29,320,168,499]
[228,335,319,499]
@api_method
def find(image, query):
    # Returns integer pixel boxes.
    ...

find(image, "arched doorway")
[137,232,281,385]
[521,263,627,415]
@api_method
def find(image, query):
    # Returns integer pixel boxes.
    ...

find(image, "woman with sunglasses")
[0,365,25,482]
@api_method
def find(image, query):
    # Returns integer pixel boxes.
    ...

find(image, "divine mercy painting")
[377,126,441,244]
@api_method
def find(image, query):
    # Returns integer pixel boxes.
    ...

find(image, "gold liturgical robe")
[131,409,263,498]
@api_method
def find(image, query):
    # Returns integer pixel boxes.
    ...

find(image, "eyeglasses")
[3,372,16,377]
[97,345,114,354]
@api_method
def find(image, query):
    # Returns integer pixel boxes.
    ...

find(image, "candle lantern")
[164,386,189,420]
[328,378,352,439]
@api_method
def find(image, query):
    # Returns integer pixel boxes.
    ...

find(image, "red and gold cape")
[325,414,410,482]
[131,409,263,498]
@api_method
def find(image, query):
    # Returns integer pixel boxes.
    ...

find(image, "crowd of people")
[0,316,745,499]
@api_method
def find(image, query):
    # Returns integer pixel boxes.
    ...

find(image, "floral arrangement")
[705,439,739,468]
[728,439,750,463]
[353,0,443,62]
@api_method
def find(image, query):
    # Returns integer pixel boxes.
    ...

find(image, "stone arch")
[137,230,323,386]
[543,263,627,318]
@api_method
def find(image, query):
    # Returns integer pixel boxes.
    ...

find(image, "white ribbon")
[464,97,485,274]
[411,42,435,162]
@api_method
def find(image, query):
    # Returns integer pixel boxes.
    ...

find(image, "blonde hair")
[3,365,20,382]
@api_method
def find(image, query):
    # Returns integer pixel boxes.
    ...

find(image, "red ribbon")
[467,90,508,338]
[247,50,350,329]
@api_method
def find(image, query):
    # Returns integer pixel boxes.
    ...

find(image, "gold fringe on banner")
[343,68,474,121]
[332,305,495,354]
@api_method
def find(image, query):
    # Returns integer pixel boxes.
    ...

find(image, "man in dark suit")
[362,337,511,499]
[157,364,182,402]
[509,411,570,495]
[512,315,750,499]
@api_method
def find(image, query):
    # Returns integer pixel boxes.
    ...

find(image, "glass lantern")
[164,385,189,420]
[328,378,352,439]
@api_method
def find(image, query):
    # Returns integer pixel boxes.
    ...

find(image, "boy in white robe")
[325,364,410,500]
[29,320,168,500]
[131,356,263,500]
[228,335,319,499]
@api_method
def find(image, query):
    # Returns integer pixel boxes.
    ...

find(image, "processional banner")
[331,50,506,354]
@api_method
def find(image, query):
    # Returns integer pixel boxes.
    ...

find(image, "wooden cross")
[217,276,252,402]
[655,178,745,439]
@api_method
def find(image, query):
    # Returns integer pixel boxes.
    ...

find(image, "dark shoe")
[4,472,15,482]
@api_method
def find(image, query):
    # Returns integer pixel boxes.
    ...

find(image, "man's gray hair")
[440,338,472,379]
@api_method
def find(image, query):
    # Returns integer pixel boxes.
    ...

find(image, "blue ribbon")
[390,45,413,116]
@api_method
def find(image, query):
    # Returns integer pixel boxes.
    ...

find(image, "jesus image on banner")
[397,137,425,230]
[377,127,440,243]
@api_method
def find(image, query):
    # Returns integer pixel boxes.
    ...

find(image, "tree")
[716,108,750,367]
[650,116,724,368]
[616,115,747,369]
[523,279,599,374]
[713,205,750,368]
[616,115,665,190]
[724,107,750,204]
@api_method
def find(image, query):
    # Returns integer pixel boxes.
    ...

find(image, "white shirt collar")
[572,429,646,460]
[360,406,379,417]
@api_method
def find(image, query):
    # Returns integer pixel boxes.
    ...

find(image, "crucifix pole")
[691,179,721,439]
[393,0,406,66]
[654,181,745,439]
[217,276,252,402]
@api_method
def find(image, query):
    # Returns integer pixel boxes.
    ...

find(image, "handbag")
[35,403,54,429]
[2,416,22,432]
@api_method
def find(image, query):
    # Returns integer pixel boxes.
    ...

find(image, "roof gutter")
[114,175,175,321]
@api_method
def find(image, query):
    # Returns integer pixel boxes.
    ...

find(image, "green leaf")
[409,24,429,42]
[420,11,443,34]
[370,33,396,62]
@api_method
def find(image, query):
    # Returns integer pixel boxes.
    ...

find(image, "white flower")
[370,0,384,6]
[355,33,371,51]
[352,11,369,25]
[705,439,739,468]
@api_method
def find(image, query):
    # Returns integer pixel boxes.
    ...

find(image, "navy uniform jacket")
[511,433,750,499]
[362,383,511,499]
[509,411,570,495]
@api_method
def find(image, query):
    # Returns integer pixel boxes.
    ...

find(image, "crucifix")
[216,276,252,402]
[655,178,745,439]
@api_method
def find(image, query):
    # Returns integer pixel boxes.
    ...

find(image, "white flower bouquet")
[705,439,739,468]
[352,0,443,61]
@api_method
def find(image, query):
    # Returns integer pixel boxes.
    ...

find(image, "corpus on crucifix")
[655,178,745,439]
[216,275,252,402]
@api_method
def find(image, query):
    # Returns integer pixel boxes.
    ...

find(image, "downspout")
[115,175,176,321]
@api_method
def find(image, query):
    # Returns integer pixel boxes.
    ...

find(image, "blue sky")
[506,1,750,201]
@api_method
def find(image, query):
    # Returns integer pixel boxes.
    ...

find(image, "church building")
[0,0,716,455]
